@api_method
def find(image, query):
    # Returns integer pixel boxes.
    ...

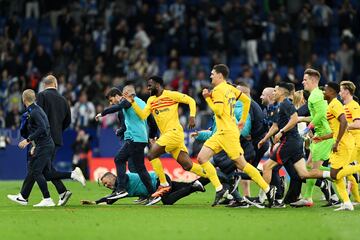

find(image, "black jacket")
[37,88,71,146]
[21,103,53,146]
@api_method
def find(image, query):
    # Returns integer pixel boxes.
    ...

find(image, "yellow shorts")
[204,130,243,160]
[156,129,188,159]
[330,139,355,169]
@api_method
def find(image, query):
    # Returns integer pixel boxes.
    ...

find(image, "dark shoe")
[133,196,148,204]
[145,196,162,206]
[107,190,129,200]
[192,180,206,192]
[229,175,241,194]
[321,199,341,207]
[218,198,231,205]
[266,186,276,208]
[226,199,250,208]
[272,199,286,208]
[212,187,229,207]
[320,180,331,201]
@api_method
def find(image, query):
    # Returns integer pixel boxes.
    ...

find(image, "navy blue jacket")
[20,103,53,146]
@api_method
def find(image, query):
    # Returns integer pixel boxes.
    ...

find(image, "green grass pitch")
[1,181,360,240]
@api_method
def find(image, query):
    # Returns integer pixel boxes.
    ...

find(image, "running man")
[293,68,334,207]
[124,76,219,205]
[316,82,356,210]
[198,64,276,207]
[338,81,360,203]
[259,83,324,201]
[95,85,158,202]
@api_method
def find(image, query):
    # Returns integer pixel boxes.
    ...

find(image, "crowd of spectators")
[0,0,360,132]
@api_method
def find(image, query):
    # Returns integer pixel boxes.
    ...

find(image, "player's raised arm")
[123,92,152,120]
[132,100,152,120]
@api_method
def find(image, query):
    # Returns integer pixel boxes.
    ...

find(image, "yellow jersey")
[344,99,360,137]
[205,81,250,132]
[327,98,353,142]
[131,90,196,134]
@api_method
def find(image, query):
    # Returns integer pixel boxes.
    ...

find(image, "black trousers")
[21,143,55,199]
[161,175,198,205]
[48,146,71,194]
[115,140,154,195]
[283,161,303,204]
[21,144,71,199]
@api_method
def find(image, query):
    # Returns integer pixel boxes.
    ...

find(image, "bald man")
[37,75,79,206]
[8,89,85,207]
[8,89,56,206]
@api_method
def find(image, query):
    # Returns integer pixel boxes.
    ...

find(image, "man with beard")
[124,76,221,206]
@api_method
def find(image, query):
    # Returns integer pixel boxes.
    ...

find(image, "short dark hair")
[287,82,295,92]
[278,82,292,95]
[340,80,356,96]
[148,76,164,86]
[304,68,321,80]
[213,64,229,79]
[326,82,340,94]
[124,80,135,87]
[106,87,122,99]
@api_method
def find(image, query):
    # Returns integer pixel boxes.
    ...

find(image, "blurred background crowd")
[0,0,360,132]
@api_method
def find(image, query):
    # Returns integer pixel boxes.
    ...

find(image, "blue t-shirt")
[126,172,158,197]
[123,97,148,143]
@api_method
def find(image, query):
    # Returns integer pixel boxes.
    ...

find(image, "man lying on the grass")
[81,172,205,206]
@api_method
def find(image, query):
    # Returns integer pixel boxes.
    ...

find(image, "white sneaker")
[334,202,354,211]
[71,167,86,186]
[290,199,314,207]
[7,193,28,206]
[58,190,72,206]
[33,198,55,207]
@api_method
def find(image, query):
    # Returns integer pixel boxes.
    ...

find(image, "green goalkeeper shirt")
[308,87,332,135]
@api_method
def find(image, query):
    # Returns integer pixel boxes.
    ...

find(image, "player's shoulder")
[147,96,156,104]
[309,88,323,101]
[329,98,343,112]
[330,98,342,107]
[349,100,360,109]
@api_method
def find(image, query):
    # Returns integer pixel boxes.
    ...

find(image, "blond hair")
[293,90,305,109]
[340,80,356,96]
[22,89,36,103]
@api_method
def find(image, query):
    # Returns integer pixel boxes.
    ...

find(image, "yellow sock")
[190,163,207,178]
[347,175,360,202]
[337,165,360,179]
[334,178,350,203]
[201,161,222,191]
[243,163,269,191]
[150,158,168,186]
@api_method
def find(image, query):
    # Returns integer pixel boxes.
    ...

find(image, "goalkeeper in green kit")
[292,69,336,207]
